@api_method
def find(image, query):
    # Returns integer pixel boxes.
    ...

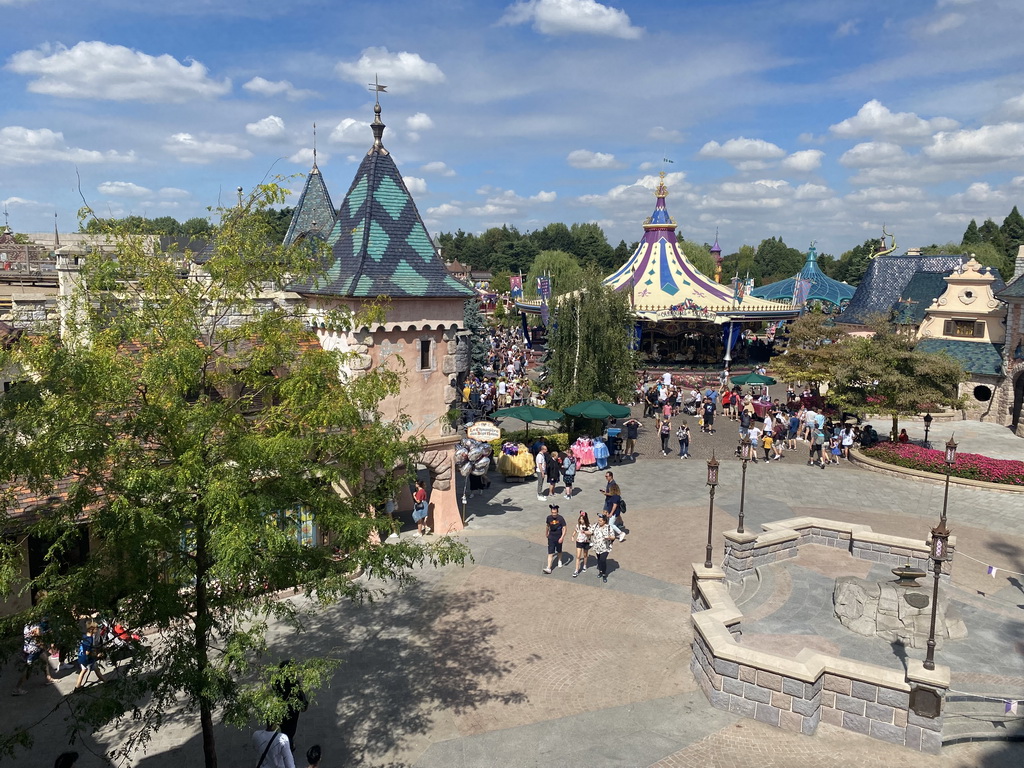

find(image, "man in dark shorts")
[543,504,567,573]
[808,426,826,468]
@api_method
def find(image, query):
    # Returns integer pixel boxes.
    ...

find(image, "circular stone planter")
[850,448,1024,494]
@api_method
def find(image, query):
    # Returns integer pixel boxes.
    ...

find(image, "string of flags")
[1007,700,1019,715]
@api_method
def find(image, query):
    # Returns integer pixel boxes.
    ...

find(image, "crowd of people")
[460,326,549,416]
[542,470,628,582]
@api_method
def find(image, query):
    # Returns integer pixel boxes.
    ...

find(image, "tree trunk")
[891,414,898,443]
[195,524,218,768]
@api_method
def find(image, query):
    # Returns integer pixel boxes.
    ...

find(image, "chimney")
[1015,244,1024,282]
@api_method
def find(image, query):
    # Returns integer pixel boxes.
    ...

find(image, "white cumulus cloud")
[924,123,1024,163]
[829,100,958,142]
[923,12,965,35]
[405,112,434,131]
[242,76,315,101]
[427,203,463,216]
[566,149,624,169]
[500,0,643,39]
[329,118,370,145]
[289,147,329,166]
[404,176,427,195]
[336,47,445,93]
[245,115,286,139]
[781,149,824,172]
[163,133,252,164]
[420,161,455,176]
[7,41,230,103]
[97,181,151,197]
[0,126,136,165]
[532,190,557,202]
[839,141,911,168]
[698,137,785,170]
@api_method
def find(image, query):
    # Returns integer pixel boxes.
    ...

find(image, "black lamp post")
[737,435,753,533]
[923,413,933,447]
[924,435,957,671]
[705,452,720,568]
[940,435,958,527]
[924,520,951,670]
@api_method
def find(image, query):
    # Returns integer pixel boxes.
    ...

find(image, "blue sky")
[2,0,1024,257]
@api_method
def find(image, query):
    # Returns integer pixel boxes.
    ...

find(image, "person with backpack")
[252,723,295,768]
[561,453,577,499]
[659,418,671,455]
[808,426,826,468]
[676,422,690,459]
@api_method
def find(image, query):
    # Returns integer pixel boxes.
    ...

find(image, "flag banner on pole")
[537,276,551,300]
[510,274,523,298]
[988,565,998,577]
[793,278,812,307]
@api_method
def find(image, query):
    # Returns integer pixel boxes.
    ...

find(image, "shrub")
[863,443,1024,486]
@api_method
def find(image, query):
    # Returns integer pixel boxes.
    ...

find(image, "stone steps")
[726,568,763,608]
[942,695,1024,745]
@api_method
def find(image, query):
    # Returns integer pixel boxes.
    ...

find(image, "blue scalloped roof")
[751,245,855,309]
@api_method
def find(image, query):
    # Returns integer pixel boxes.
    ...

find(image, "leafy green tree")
[489,269,511,295]
[526,250,583,298]
[827,319,965,441]
[531,222,574,254]
[962,218,981,246]
[677,237,718,279]
[721,244,755,282]
[829,239,878,285]
[1000,205,1024,262]
[569,222,615,270]
[463,298,489,375]
[920,241,1008,281]
[770,308,849,387]
[978,218,1006,255]
[548,268,635,408]
[183,216,215,239]
[0,185,467,766]
[612,239,633,267]
[753,237,804,284]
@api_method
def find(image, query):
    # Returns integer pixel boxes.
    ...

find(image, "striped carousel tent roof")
[602,174,797,324]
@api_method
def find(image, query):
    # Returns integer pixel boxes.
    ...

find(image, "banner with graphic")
[537,276,551,301]
[510,274,523,298]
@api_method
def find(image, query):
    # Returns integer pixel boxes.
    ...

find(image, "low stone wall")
[722,517,953,582]
[691,564,950,753]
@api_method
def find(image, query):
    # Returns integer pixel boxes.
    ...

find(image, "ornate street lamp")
[940,435,958,527]
[737,435,753,533]
[705,452,720,568]
[924,519,952,671]
[922,413,933,447]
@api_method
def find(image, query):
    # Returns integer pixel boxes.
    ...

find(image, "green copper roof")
[916,338,1004,376]
[283,165,336,246]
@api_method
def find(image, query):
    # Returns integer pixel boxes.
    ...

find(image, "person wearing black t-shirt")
[543,504,567,573]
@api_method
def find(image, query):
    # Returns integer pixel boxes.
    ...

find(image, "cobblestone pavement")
[5,412,1024,767]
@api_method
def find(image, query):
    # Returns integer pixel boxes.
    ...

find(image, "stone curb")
[850,448,1024,495]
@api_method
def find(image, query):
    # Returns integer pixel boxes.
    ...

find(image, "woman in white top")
[573,511,592,577]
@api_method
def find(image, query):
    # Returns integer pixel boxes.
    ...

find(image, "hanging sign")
[467,421,502,441]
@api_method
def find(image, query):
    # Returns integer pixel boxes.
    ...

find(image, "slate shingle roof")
[841,254,968,325]
[891,272,950,325]
[291,122,474,300]
[283,165,337,247]
[996,273,1024,299]
[916,338,1004,376]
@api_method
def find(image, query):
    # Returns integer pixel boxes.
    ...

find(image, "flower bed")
[863,443,1024,486]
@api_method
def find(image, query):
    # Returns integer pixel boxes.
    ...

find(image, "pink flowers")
[864,443,1024,486]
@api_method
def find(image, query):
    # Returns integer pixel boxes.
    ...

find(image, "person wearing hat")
[589,513,616,582]
[542,504,567,573]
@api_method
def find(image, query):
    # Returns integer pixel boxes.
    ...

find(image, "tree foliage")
[547,269,635,408]
[463,298,489,375]
[826,320,965,440]
[677,238,718,279]
[0,184,467,766]
[770,309,849,386]
[525,250,583,298]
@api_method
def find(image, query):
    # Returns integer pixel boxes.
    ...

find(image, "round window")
[973,385,992,402]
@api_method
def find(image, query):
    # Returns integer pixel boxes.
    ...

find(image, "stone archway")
[418,445,463,534]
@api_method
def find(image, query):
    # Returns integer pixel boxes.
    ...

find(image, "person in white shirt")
[747,425,762,463]
[252,724,295,768]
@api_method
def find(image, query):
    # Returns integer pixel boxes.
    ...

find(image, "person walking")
[761,431,773,462]
[305,745,322,768]
[74,622,106,690]
[412,479,430,537]
[659,418,671,456]
[561,452,577,499]
[543,504,567,573]
[600,471,626,541]
[590,513,616,582]
[535,444,549,501]
[252,723,295,768]
[546,450,562,497]
[12,620,56,695]
[573,511,592,577]
[808,426,826,468]
[622,417,641,459]
[274,660,308,754]
[676,422,690,459]
[841,425,855,460]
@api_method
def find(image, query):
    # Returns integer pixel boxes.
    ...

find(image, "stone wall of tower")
[995,298,1024,433]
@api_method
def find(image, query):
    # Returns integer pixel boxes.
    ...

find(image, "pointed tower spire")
[312,122,318,172]
[368,75,388,155]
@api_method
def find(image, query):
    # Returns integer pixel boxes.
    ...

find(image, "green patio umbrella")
[492,405,564,437]
[562,399,632,420]
[730,372,777,386]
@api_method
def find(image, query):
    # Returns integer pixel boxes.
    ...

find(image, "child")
[74,622,106,690]
[829,435,842,465]
[761,431,773,462]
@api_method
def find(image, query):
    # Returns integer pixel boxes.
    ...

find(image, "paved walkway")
[6,414,1024,767]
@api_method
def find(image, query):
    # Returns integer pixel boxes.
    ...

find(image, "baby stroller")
[94,617,145,671]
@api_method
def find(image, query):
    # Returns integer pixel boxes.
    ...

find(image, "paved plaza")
[5,416,1024,767]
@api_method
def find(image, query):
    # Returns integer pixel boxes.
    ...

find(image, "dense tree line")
[79,208,295,245]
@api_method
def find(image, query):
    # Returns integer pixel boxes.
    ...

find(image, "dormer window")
[944,319,984,338]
